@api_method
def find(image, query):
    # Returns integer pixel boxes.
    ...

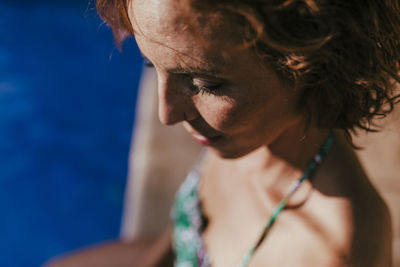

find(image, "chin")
[209,146,256,159]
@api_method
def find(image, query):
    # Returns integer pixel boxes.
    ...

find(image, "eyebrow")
[167,66,223,78]
[141,54,225,78]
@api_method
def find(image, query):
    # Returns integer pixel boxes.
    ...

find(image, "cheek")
[195,92,300,137]
[194,96,257,133]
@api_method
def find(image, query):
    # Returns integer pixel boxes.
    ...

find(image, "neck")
[213,121,331,175]
[203,122,333,210]
[268,123,331,171]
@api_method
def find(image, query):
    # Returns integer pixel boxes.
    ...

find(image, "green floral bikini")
[171,133,334,267]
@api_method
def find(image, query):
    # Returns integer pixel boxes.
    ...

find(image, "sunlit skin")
[129,0,393,266]
[130,0,324,162]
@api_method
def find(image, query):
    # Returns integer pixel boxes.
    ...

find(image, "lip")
[190,132,223,145]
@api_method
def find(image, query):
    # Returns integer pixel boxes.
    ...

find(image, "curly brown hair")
[96,0,400,136]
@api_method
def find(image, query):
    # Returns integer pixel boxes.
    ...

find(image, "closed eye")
[190,76,226,96]
[190,82,222,96]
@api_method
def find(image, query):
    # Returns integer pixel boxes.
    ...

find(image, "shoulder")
[306,177,392,267]
[311,133,393,266]
[348,180,392,267]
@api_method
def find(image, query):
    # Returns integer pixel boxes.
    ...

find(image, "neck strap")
[238,131,335,267]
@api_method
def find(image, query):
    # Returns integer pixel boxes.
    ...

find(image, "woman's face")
[129,0,302,158]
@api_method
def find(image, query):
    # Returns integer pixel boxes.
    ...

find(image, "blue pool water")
[0,1,142,266]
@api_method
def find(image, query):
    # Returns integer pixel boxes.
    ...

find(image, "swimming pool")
[0,1,142,265]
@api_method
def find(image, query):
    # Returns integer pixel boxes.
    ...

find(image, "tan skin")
[45,0,392,266]
[129,0,392,266]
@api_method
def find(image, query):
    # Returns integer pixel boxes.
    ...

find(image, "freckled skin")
[129,0,393,266]
[130,0,303,159]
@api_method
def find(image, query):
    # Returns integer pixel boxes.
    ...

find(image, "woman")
[95,0,399,266]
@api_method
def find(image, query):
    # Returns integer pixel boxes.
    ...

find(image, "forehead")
[129,0,182,37]
[128,0,243,67]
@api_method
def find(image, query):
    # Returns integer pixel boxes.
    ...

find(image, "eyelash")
[143,59,221,96]
[190,83,221,96]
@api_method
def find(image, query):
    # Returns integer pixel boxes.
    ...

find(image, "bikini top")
[171,161,210,267]
[171,133,334,267]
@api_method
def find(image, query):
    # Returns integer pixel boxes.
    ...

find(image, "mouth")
[182,120,223,146]
[190,132,223,145]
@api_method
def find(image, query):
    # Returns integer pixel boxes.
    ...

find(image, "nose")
[157,75,198,125]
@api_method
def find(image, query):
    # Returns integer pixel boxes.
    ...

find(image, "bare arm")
[43,228,174,267]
